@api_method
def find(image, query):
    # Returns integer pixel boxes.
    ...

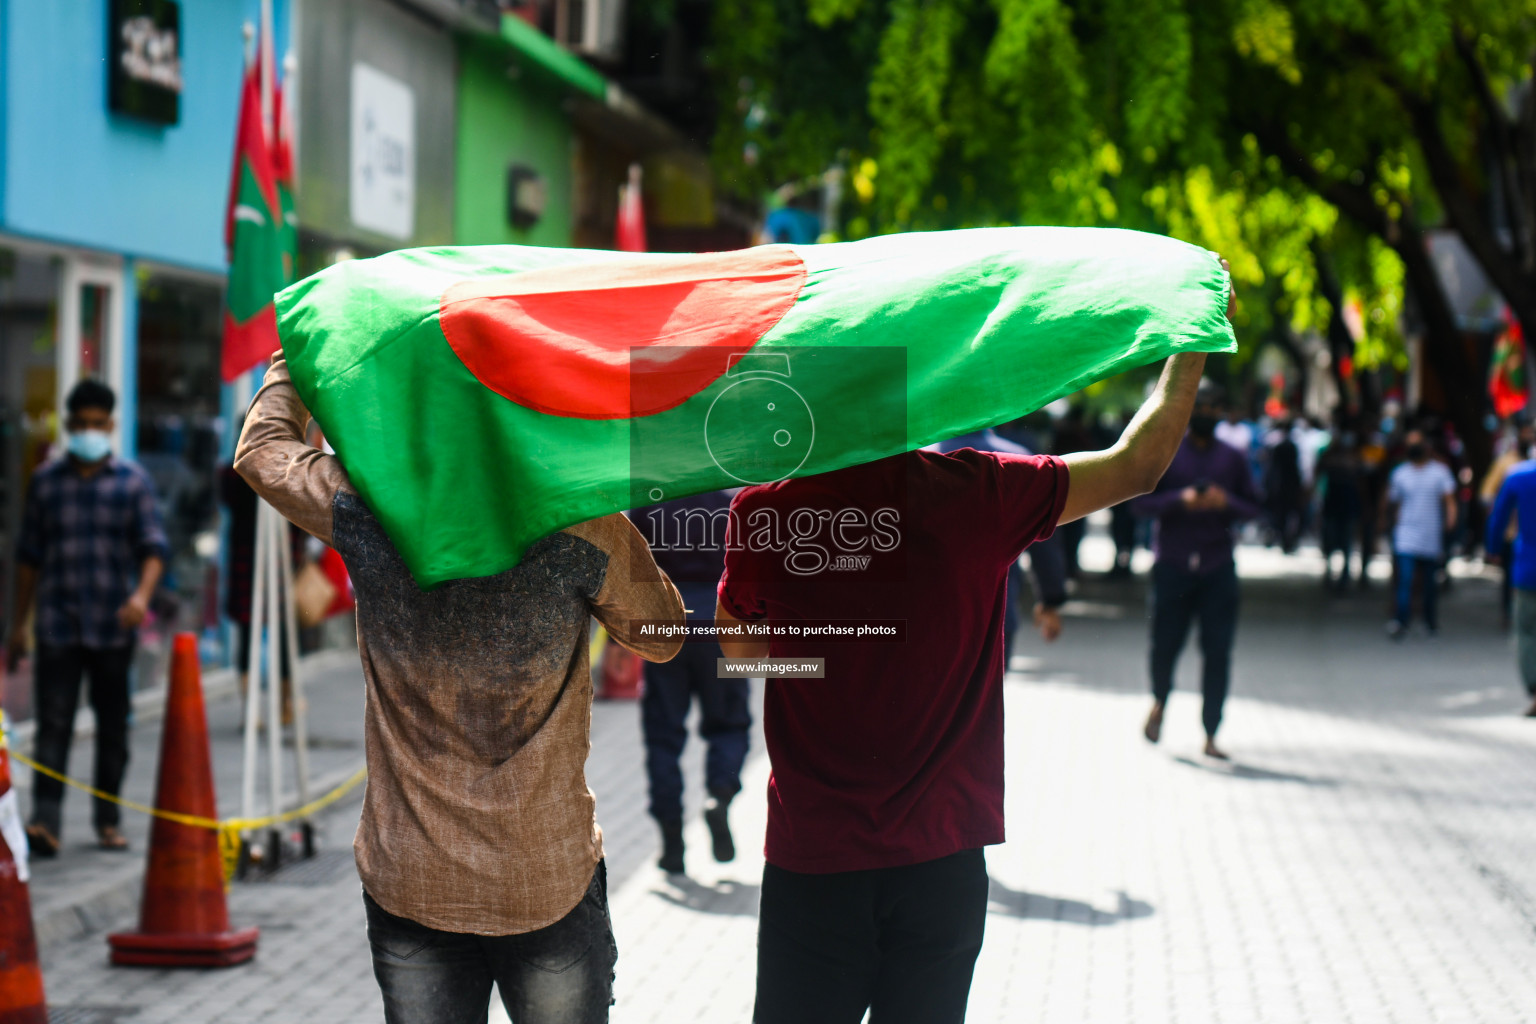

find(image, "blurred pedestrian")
[1215,407,1254,456]
[1264,422,1304,553]
[1384,430,1456,639]
[236,356,684,1024]
[1134,382,1262,759]
[1485,453,1536,717]
[1052,408,1095,577]
[1480,415,1535,626]
[1357,425,1390,586]
[1317,431,1365,591]
[718,349,1213,1024]
[5,380,167,856]
[630,490,750,874]
[1108,499,1139,578]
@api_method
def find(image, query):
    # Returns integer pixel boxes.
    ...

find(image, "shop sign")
[109,0,182,125]
[350,63,416,240]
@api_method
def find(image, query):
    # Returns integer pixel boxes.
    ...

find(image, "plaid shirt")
[15,457,169,649]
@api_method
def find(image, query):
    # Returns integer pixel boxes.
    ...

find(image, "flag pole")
[260,0,274,141]
[276,504,311,811]
[283,50,298,195]
[263,502,284,852]
[240,492,267,830]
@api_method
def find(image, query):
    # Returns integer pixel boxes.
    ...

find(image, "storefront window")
[135,272,224,655]
[0,247,61,723]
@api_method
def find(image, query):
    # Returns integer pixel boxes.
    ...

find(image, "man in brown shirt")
[236,357,684,1024]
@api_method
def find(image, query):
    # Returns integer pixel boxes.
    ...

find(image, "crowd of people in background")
[983,389,1536,722]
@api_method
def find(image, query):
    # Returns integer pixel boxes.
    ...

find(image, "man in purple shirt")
[1133,384,1261,758]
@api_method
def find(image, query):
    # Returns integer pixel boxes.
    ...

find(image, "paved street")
[21,535,1536,1023]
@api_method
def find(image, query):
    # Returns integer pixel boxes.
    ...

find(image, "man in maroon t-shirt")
[716,349,1214,1023]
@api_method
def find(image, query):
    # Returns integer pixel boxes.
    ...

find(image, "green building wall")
[455,39,574,247]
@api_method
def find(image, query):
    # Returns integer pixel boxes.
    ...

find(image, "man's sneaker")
[1386,620,1407,641]
[704,790,736,863]
[657,818,685,874]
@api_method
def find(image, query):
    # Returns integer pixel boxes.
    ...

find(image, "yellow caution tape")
[1,711,365,884]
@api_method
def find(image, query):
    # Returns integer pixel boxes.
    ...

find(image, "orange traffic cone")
[597,639,644,700]
[0,718,47,1024]
[108,633,259,967]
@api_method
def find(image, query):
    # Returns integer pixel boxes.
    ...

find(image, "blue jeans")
[641,642,751,821]
[1394,554,1439,630]
[364,863,616,1024]
[1149,562,1239,738]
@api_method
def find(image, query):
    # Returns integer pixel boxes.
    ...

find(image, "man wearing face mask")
[5,380,167,856]
[1132,382,1262,759]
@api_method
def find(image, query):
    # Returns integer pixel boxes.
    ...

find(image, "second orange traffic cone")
[0,713,48,1024]
[108,633,259,967]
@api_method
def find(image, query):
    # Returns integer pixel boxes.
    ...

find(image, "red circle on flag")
[439,247,807,420]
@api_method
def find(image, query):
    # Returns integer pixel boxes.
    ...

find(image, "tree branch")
[1452,29,1529,266]
[1398,88,1536,325]
[1251,121,1390,238]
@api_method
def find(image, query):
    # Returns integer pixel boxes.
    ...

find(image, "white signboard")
[350,63,415,240]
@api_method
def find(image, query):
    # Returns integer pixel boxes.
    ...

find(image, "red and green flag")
[276,227,1235,587]
[221,55,293,382]
[1490,318,1528,419]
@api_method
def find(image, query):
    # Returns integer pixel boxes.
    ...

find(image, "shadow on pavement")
[986,877,1153,925]
[1170,754,1337,787]
[652,875,761,917]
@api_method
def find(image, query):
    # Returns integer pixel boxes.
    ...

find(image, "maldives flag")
[221,62,290,382]
[1490,319,1528,419]
[276,227,1235,587]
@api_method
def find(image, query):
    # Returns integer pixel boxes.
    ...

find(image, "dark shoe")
[1143,701,1164,744]
[25,823,59,858]
[97,825,129,851]
[657,818,685,874]
[704,789,736,863]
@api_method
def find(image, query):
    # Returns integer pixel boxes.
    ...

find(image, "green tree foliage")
[709,0,1536,467]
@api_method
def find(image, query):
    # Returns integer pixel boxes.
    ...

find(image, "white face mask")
[67,429,112,462]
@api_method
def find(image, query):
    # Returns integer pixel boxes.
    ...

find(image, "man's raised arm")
[1057,258,1232,525]
[233,356,352,546]
[1057,351,1208,525]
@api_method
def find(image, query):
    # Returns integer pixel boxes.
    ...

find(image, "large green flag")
[277,227,1233,587]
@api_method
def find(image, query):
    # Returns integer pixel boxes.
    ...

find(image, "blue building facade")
[0,0,290,687]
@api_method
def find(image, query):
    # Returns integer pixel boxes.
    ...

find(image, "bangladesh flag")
[277,227,1234,587]
[222,62,291,382]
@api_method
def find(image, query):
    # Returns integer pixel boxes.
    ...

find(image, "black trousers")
[754,849,988,1024]
[640,642,750,822]
[1149,562,1239,738]
[30,644,134,835]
